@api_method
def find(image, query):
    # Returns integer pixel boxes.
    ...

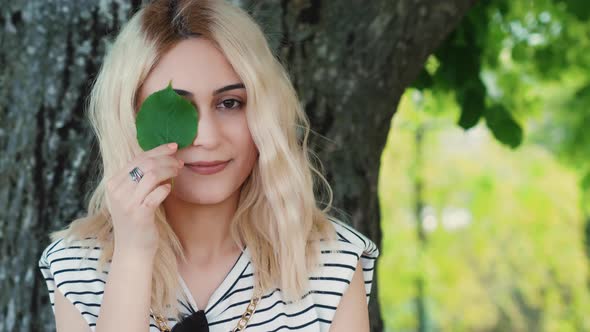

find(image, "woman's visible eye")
[217,98,243,111]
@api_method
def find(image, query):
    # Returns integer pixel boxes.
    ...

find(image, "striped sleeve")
[38,237,106,330]
[308,219,380,325]
[330,219,379,303]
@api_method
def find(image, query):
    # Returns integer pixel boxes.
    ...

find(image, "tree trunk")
[0,0,476,331]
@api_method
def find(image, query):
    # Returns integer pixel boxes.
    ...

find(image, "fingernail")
[168,143,177,149]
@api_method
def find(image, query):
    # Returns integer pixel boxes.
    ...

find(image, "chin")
[171,186,234,205]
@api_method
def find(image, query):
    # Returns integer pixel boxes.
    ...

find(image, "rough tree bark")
[0,0,476,331]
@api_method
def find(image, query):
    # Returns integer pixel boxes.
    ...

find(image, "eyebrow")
[172,83,245,97]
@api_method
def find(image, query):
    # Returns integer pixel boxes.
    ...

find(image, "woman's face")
[136,37,258,205]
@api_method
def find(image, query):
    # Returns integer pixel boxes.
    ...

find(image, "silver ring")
[129,166,144,183]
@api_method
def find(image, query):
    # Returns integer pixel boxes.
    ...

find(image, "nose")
[192,107,221,149]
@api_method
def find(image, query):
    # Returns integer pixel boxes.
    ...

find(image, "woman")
[38,0,379,331]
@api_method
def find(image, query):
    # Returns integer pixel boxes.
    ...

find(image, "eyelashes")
[216,98,244,111]
[185,98,245,112]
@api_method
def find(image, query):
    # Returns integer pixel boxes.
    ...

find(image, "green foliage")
[583,172,590,192]
[380,1,590,330]
[136,80,199,151]
[564,0,590,20]
[412,0,590,153]
[378,90,590,332]
[484,105,523,148]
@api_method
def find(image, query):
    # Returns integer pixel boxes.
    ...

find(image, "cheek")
[236,129,258,162]
[228,116,258,156]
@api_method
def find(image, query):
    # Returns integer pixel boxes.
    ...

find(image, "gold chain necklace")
[151,290,262,331]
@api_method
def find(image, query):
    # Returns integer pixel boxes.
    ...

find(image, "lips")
[187,160,229,167]
[185,160,230,175]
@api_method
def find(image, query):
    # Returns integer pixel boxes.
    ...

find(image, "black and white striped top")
[38,219,379,331]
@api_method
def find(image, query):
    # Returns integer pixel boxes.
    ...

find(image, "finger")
[141,183,172,209]
[130,165,180,207]
[123,153,182,175]
[111,155,182,191]
[110,142,178,186]
[143,142,179,159]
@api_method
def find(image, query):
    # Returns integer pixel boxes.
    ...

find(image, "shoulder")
[309,218,380,306]
[327,218,379,260]
[38,236,106,274]
[319,218,379,271]
[38,236,107,330]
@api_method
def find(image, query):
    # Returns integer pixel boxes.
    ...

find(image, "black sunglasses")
[172,309,209,332]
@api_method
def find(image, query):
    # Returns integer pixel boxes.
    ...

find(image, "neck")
[163,189,241,263]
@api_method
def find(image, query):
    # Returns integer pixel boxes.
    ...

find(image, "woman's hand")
[105,142,184,258]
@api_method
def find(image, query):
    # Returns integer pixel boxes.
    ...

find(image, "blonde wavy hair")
[50,0,339,320]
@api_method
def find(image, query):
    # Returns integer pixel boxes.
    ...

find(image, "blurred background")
[379,1,590,331]
[1,0,588,331]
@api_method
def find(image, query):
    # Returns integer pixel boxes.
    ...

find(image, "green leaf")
[411,68,434,90]
[457,84,486,130]
[136,80,198,151]
[484,104,523,148]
